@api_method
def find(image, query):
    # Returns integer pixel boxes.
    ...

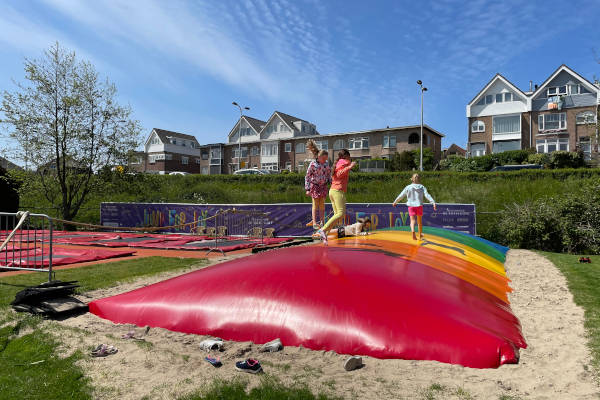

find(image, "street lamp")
[417,80,428,171]
[232,102,250,171]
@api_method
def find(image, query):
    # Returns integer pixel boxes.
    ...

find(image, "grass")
[0,256,204,400]
[540,252,600,377]
[17,169,600,239]
[179,377,342,400]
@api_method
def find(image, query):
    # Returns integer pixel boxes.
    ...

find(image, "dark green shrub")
[527,153,550,166]
[390,151,416,171]
[413,148,435,170]
[495,180,600,253]
[0,166,20,212]
[550,151,585,169]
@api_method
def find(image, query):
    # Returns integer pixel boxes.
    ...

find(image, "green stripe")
[379,226,506,263]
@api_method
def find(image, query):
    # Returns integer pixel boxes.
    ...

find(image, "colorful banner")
[101,202,476,236]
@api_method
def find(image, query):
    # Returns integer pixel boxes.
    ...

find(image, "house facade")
[131,128,202,174]
[467,65,600,160]
[200,111,444,174]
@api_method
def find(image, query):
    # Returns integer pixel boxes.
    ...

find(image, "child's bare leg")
[311,198,318,227]
[417,215,423,239]
[410,215,417,240]
[318,198,325,227]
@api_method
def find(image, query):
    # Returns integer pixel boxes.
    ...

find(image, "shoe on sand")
[259,338,283,353]
[344,356,363,371]
[235,359,263,374]
[200,338,224,352]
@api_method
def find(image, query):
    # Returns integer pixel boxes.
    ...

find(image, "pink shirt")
[330,159,353,192]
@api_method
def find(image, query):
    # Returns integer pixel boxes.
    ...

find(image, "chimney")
[534,84,538,90]
[529,80,533,92]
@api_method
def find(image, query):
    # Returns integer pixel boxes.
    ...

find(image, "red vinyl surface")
[0,248,134,267]
[89,245,526,368]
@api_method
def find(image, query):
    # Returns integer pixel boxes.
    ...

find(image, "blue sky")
[1,0,599,155]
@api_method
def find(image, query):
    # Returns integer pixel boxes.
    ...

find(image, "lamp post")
[417,80,427,171]
[232,102,250,171]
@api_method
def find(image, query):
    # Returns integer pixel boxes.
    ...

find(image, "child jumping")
[315,149,356,242]
[321,217,372,245]
[393,173,437,241]
[304,140,332,229]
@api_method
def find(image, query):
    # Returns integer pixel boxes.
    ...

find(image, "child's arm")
[334,162,356,178]
[423,186,437,210]
[392,187,408,207]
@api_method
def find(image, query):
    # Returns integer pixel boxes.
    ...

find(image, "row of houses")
[467,65,600,160]
[131,111,445,174]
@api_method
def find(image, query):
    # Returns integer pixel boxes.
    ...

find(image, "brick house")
[200,111,444,174]
[442,144,467,158]
[467,65,600,160]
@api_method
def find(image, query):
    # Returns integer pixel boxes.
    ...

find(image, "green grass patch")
[0,256,205,399]
[179,377,342,400]
[540,252,600,376]
[0,256,204,307]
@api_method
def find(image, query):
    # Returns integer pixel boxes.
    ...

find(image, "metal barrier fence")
[204,209,269,255]
[0,212,54,281]
[358,159,388,172]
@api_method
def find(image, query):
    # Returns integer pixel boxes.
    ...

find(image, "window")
[492,140,521,153]
[537,138,569,153]
[295,143,305,153]
[261,162,278,171]
[493,115,521,134]
[504,92,513,102]
[165,153,172,160]
[576,111,596,125]
[315,140,328,151]
[547,86,567,97]
[333,139,345,150]
[251,146,260,156]
[201,153,209,160]
[261,143,278,156]
[201,167,209,175]
[470,143,485,157]
[285,161,292,171]
[181,156,189,165]
[476,97,485,106]
[233,147,249,158]
[422,135,428,145]
[569,84,581,95]
[579,137,592,160]
[150,135,160,145]
[471,120,485,133]
[195,158,201,164]
[284,143,292,152]
[496,93,503,103]
[538,113,566,132]
[348,137,369,150]
[408,133,419,144]
[181,140,186,147]
[383,135,397,148]
[485,95,493,104]
[210,148,222,159]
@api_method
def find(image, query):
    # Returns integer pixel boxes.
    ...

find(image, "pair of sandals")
[91,344,118,357]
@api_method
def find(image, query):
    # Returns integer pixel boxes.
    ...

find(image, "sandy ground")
[35,250,599,399]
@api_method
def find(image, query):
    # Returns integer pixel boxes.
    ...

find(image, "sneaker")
[235,359,263,374]
[344,356,363,371]
[200,338,224,352]
[319,230,328,246]
[205,355,222,368]
[259,338,283,353]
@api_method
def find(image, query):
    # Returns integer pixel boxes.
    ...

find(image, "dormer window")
[150,135,160,145]
[547,86,567,97]
[496,93,503,103]
[504,93,512,102]
[485,95,493,104]
[568,84,581,95]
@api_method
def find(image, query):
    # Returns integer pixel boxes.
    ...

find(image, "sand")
[37,250,599,399]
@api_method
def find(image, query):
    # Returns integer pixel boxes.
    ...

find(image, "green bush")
[389,151,416,171]
[550,151,585,169]
[494,180,600,253]
[527,153,550,166]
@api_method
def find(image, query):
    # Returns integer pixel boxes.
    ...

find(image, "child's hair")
[411,173,421,184]
[357,217,372,232]
[332,149,351,175]
[306,139,328,159]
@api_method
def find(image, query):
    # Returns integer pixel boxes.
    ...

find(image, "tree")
[1,43,141,222]
[413,148,435,171]
[389,151,416,171]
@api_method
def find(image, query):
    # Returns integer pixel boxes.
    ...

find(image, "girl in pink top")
[315,149,356,242]
[304,140,332,229]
